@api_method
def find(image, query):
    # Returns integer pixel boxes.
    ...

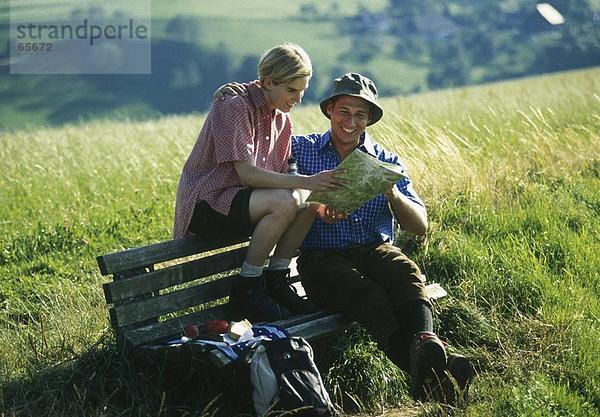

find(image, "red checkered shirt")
[173,81,293,239]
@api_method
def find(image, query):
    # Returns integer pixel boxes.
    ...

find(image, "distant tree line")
[345,0,599,89]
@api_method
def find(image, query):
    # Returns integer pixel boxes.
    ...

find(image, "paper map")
[306,149,407,213]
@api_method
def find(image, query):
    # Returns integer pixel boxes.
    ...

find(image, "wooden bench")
[97,236,354,367]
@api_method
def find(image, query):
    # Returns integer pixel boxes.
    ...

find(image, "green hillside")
[1,0,598,130]
[1,68,599,416]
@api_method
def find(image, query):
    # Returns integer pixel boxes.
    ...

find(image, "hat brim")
[319,93,383,126]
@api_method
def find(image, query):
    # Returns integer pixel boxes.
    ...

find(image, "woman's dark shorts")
[188,188,254,239]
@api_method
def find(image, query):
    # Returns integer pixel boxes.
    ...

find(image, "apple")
[183,323,199,338]
[204,319,229,334]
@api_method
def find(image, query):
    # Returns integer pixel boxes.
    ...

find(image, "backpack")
[246,337,336,417]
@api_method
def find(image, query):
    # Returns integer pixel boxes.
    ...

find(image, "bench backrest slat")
[103,247,248,304]
[97,236,249,275]
[111,267,302,329]
[124,303,234,347]
[110,274,238,328]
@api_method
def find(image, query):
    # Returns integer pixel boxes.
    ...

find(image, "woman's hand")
[301,169,346,191]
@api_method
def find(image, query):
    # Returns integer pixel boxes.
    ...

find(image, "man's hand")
[384,184,399,201]
[313,204,348,224]
[301,169,347,192]
[213,82,248,101]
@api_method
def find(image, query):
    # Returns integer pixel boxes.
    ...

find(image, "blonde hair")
[258,43,312,85]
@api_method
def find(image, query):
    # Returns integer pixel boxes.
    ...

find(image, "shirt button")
[265,136,269,140]
[262,157,266,162]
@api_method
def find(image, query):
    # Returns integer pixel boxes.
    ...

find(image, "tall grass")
[1,68,599,416]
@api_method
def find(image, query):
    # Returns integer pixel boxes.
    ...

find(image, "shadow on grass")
[1,332,255,417]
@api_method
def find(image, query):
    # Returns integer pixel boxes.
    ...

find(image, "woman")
[174,43,342,321]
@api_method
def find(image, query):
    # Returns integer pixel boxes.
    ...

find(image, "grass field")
[0,67,599,416]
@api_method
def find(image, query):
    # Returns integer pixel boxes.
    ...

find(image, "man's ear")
[326,101,334,117]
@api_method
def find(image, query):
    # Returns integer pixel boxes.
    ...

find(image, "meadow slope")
[0,68,599,416]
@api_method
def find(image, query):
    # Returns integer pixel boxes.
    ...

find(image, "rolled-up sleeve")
[396,177,425,209]
[379,148,425,209]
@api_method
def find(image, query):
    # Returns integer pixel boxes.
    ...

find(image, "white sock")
[267,257,291,271]
[240,261,263,278]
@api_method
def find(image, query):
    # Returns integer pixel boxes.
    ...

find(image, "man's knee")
[404,259,422,279]
[377,244,423,278]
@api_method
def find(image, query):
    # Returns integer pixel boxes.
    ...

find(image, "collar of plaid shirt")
[314,129,377,157]
[292,130,424,250]
[247,80,269,112]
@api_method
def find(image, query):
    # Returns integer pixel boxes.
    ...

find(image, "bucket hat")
[319,72,383,126]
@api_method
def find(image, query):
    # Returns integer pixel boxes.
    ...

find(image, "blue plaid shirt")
[292,130,425,250]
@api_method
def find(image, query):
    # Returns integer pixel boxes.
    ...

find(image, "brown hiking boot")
[409,332,455,405]
[264,269,320,315]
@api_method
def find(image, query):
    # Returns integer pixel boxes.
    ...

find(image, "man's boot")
[264,269,320,315]
[409,331,455,405]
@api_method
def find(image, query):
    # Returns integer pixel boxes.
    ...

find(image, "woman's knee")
[269,189,299,219]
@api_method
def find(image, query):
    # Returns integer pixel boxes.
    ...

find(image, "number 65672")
[17,42,53,52]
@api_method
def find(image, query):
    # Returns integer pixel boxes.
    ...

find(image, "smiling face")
[326,95,372,153]
[262,76,310,112]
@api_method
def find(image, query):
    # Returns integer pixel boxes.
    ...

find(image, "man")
[174,43,343,322]
[215,73,474,403]
[292,73,467,404]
